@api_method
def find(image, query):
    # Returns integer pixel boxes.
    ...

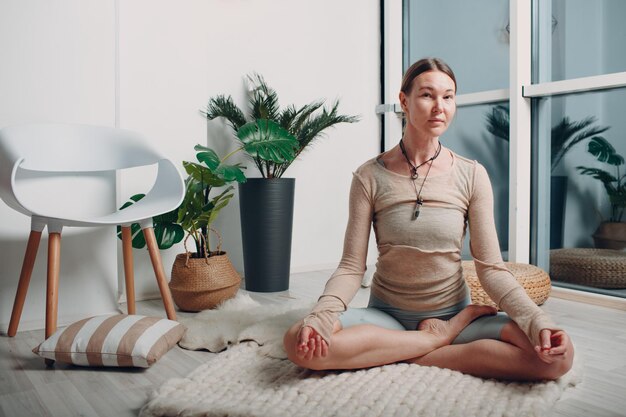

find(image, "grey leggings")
[338,293,511,344]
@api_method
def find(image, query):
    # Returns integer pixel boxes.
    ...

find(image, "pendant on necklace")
[413,199,423,220]
[411,170,418,180]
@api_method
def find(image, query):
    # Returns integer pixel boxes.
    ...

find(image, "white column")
[509,0,532,263]
[382,0,404,150]
[533,0,553,270]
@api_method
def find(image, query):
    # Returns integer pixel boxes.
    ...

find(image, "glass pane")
[404,0,510,94]
[534,0,626,83]
[532,88,626,298]
[446,103,510,259]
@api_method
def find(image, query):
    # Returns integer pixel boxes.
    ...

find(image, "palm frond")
[203,95,247,132]
[290,101,325,137]
[577,166,618,183]
[278,105,299,131]
[247,73,280,121]
[553,116,610,169]
[485,105,510,141]
[296,101,360,149]
[272,102,359,178]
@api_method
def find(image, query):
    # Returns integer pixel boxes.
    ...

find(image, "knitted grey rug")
[140,293,582,417]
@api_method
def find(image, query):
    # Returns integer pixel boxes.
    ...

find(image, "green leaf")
[183,161,226,187]
[194,145,220,170]
[216,164,247,183]
[119,194,146,210]
[116,223,146,249]
[154,223,184,250]
[237,120,298,163]
[153,207,179,224]
[116,193,183,250]
[587,136,625,166]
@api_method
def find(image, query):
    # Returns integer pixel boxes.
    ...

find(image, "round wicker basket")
[169,252,241,312]
[462,261,551,309]
[550,248,626,288]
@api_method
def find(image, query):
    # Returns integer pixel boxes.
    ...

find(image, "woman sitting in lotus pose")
[283,57,574,381]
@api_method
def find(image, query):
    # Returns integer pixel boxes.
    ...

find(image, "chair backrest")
[0,123,175,220]
[0,123,164,172]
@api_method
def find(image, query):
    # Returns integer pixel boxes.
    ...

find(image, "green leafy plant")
[203,73,360,178]
[576,136,626,222]
[116,195,183,250]
[485,104,609,171]
[117,145,246,257]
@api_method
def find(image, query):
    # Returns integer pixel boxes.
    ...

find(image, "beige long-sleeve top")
[303,152,557,348]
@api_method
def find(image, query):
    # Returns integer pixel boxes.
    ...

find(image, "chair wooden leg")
[121,227,136,315]
[142,227,176,320]
[44,232,61,367]
[7,231,43,337]
[46,233,61,338]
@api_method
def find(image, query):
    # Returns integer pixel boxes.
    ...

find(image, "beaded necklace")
[398,138,442,220]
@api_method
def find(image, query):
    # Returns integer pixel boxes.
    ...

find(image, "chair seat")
[31,192,181,227]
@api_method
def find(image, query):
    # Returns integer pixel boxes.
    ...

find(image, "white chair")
[0,123,184,343]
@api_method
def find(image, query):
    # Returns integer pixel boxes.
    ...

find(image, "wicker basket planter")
[592,222,626,250]
[169,252,241,312]
[462,261,551,310]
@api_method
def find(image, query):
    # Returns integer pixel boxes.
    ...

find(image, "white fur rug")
[177,292,313,359]
[141,293,581,417]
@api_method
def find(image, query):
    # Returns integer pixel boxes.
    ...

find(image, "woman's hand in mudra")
[534,329,573,364]
[296,325,329,361]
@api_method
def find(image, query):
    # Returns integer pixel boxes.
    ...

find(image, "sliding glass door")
[381,0,626,298]
[531,0,626,297]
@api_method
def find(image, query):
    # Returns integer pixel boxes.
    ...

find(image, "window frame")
[380,0,626,265]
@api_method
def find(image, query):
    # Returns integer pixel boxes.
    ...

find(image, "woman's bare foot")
[417,304,497,346]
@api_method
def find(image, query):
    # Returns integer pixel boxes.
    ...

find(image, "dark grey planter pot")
[550,175,568,249]
[238,178,295,292]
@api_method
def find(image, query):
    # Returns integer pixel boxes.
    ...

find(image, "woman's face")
[399,70,456,140]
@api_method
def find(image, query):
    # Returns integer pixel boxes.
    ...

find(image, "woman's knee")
[500,321,574,380]
[540,345,574,380]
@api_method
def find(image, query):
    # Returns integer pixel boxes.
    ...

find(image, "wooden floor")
[1,269,625,417]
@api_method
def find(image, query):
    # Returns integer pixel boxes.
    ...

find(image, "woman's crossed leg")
[283,304,495,371]
[284,307,574,381]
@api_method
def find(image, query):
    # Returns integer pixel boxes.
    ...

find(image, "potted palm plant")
[486,105,609,248]
[204,74,359,291]
[577,136,626,250]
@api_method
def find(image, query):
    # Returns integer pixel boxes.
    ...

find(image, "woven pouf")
[550,248,626,288]
[462,261,551,309]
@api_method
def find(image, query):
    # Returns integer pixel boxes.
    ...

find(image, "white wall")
[118,0,381,298]
[0,0,119,331]
[0,0,381,331]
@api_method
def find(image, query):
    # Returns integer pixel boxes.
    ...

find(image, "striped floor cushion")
[32,315,186,367]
